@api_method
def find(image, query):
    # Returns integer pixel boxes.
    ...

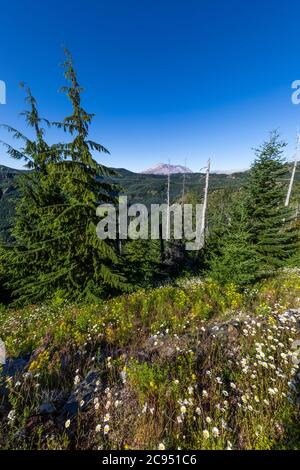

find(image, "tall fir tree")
[49,49,128,300]
[1,52,127,304]
[208,195,261,285]
[245,131,298,274]
[0,85,65,304]
[120,239,162,287]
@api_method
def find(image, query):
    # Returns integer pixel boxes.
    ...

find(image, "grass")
[0,269,299,450]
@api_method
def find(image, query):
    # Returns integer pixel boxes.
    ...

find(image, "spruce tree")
[209,196,261,285]
[121,239,162,287]
[245,131,298,274]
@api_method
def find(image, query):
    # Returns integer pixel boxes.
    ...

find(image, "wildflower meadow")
[0,269,299,450]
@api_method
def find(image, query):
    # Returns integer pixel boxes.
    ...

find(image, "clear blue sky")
[0,0,300,172]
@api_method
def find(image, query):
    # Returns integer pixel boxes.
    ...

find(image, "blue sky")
[0,0,300,172]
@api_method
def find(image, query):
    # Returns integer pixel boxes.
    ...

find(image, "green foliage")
[0,51,127,305]
[0,244,10,304]
[245,131,299,274]
[206,132,299,285]
[208,196,261,285]
[120,239,162,287]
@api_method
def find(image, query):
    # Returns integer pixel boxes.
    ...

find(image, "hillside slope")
[0,270,299,450]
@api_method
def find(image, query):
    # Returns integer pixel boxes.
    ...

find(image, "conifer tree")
[121,239,162,287]
[245,131,298,274]
[209,197,261,285]
[0,85,64,303]
[1,52,127,304]
[49,49,127,300]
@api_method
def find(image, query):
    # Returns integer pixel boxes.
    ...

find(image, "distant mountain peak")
[142,163,193,175]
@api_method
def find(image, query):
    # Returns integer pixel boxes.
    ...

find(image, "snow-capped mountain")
[142,163,193,175]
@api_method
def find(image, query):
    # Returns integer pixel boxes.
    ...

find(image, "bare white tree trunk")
[285,134,299,207]
[201,158,210,245]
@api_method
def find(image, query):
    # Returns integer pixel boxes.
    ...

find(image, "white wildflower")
[104,424,110,434]
[74,375,80,385]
